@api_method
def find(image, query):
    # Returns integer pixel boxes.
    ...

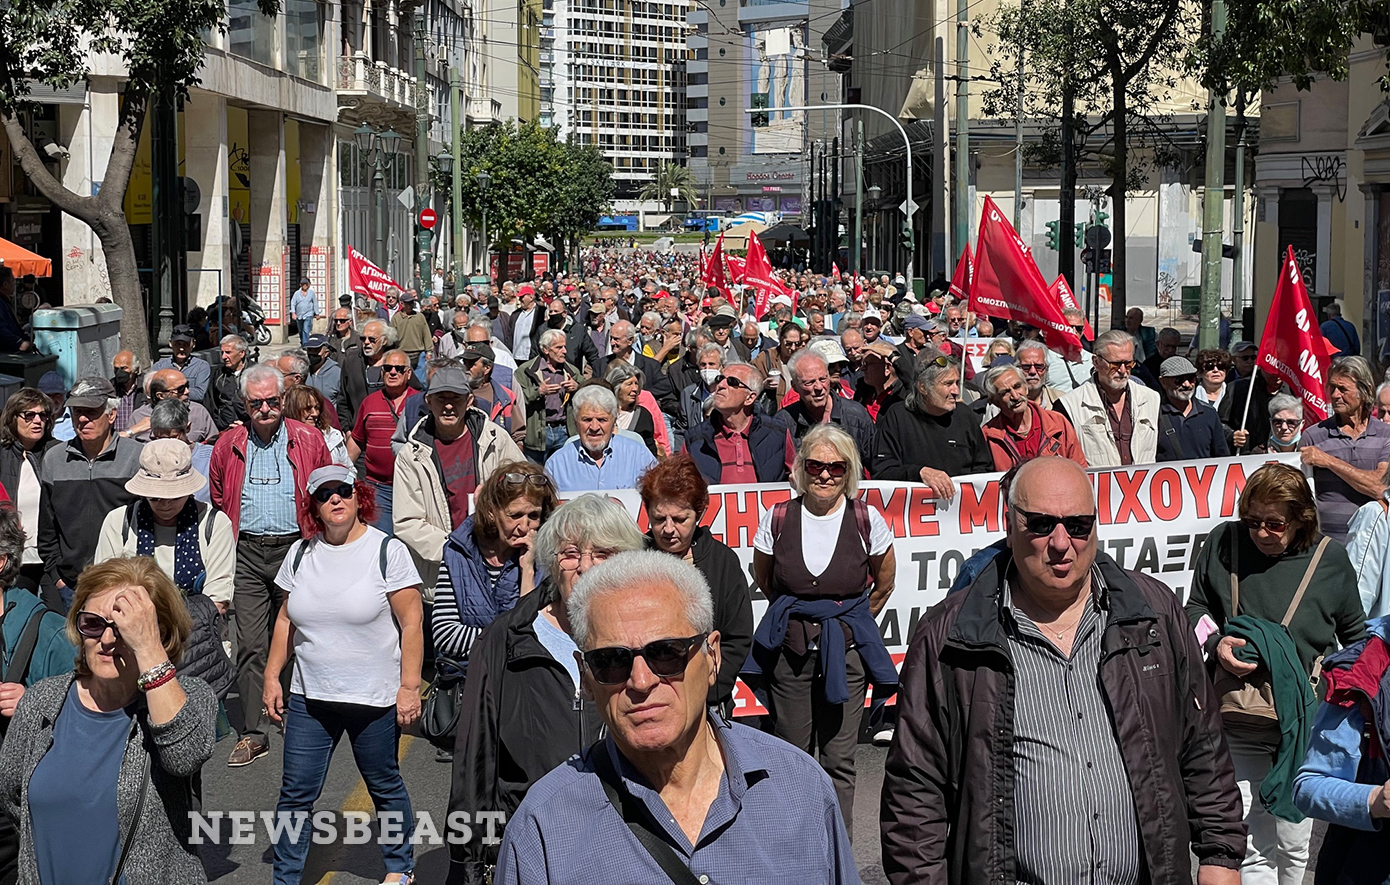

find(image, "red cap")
[517,283,535,295]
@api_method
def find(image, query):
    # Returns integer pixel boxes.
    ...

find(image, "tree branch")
[1,111,94,220]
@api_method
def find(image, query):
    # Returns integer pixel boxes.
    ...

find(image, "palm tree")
[638,162,700,211]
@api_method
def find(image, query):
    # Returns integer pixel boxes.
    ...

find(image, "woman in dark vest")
[748,423,899,837]
[0,388,58,594]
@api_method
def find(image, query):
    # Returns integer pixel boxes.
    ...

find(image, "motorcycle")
[241,298,272,346]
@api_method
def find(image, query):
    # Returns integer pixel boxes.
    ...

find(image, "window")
[228,0,276,66]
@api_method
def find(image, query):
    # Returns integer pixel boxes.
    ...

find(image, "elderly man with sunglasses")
[1156,355,1230,462]
[882,457,1245,885]
[209,363,331,768]
[1057,328,1161,468]
[121,367,220,443]
[683,360,796,486]
[494,550,859,885]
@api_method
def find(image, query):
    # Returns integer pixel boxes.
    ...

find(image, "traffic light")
[1044,220,1060,251]
[1074,223,1085,248]
[1096,210,1110,228]
[900,224,914,252]
[750,93,769,128]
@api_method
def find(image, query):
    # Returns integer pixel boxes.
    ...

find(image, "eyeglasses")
[1199,362,1228,372]
[18,410,46,423]
[503,472,552,488]
[1243,517,1289,536]
[1015,507,1097,539]
[335,318,352,324]
[1168,374,1198,386]
[1271,418,1301,429]
[804,459,849,478]
[1017,362,1047,373]
[716,374,752,391]
[582,634,709,685]
[557,547,617,570]
[246,396,281,412]
[362,335,382,343]
[1097,355,1137,370]
[382,365,411,375]
[312,482,356,504]
[75,611,119,640]
[165,384,189,397]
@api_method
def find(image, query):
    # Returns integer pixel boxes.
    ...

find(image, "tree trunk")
[1,96,152,360]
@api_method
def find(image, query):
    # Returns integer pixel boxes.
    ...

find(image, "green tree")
[981,0,1195,324]
[638,161,699,211]
[0,0,277,359]
[550,139,614,272]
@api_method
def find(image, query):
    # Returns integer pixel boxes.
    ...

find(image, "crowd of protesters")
[2,254,1390,884]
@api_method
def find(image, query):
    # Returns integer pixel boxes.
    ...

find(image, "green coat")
[516,356,582,451]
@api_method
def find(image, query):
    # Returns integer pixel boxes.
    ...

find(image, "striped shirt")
[238,423,299,535]
[430,559,507,659]
[1003,571,1144,885]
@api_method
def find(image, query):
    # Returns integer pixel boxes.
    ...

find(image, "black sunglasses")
[716,374,751,391]
[582,633,709,685]
[805,459,848,478]
[1014,507,1097,539]
[382,365,411,375]
[246,396,281,411]
[312,482,356,503]
[76,611,119,640]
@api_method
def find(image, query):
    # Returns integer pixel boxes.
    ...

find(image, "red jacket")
[208,418,331,536]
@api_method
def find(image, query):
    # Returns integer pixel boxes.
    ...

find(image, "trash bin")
[1180,286,1201,317]
[30,304,124,390]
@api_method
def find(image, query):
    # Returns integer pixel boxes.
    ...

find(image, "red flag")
[744,233,791,319]
[831,261,841,279]
[347,247,404,304]
[701,232,729,292]
[726,254,747,284]
[948,245,973,302]
[1049,275,1094,341]
[853,273,863,299]
[970,197,1084,360]
[1257,246,1336,423]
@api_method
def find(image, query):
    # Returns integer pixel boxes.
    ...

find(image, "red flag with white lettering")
[744,233,791,319]
[970,197,1084,360]
[726,254,746,284]
[701,232,729,293]
[1049,275,1094,341]
[948,245,973,302]
[1257,246,1336,422]
[347,246,404,305]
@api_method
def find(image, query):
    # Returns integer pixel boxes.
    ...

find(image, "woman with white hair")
[446,494,644,884]
[748,423,899,836]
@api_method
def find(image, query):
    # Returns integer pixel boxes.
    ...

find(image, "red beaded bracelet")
[141,669,177,692]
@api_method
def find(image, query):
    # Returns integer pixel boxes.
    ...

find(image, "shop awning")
[0,238,52,278]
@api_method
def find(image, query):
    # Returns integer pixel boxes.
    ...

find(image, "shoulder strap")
[770,499,789,538]
[120,500,139,546]
[1281,537,1331,627]
[853,498,872,550]
[380,535,391,580]
[108,731,151,885]
[290,541,308,577]
[199,501,219,545]
[5,607,46,685]
[1159,409,1186,460]
[590,744,701,885]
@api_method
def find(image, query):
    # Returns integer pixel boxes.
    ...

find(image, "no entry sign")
[419,208,437,230]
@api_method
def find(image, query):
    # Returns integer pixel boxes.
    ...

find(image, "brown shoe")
[227,737,269,768]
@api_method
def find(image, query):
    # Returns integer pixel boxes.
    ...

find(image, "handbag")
[109,739,151,885]
[420,655,467,750]
[1211,532,1329,729]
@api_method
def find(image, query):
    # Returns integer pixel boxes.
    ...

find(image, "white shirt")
[17,458,40,565]
[754,500,892,576]
[276,527,421,707]
[94,503,237,605]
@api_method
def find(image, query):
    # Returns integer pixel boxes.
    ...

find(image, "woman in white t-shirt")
[750,423,898,836]
[262,465,423,885]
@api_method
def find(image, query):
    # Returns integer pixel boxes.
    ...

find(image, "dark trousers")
[234,533,297,745]
[764,645,866,838]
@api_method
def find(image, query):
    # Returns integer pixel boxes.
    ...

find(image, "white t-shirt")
[754,500,893,577]
[17,458,40,565]
[276,526,422,707]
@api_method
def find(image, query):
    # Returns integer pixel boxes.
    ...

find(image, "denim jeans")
[525,424,570,465]
[366,477,394,536]
[273,694,414,883]
[296,317,312,341]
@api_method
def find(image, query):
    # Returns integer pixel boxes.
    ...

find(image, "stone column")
[184,91,229,308]
[297,122,337,321]
[57,80,121,304]
[248,110,289,343]
[1316,184,1336,297]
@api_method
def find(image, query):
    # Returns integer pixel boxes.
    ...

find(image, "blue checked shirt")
[542,434,657,494]
[494,717,860,885]
[237,423,299,535]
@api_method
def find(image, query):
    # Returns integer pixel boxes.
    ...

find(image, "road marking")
[313,733,418,885]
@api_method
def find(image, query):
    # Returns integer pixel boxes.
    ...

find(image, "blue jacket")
[684,411,789,485]
[441,516,523,630]
[742,594,898,705]
[1,588,75,686]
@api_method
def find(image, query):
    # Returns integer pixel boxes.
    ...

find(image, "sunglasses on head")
[582,634,709,685]
[312,482,356,504]
[1015,507,1097,539]
[503,472,552,488]
[923,355,952,369]
[75,611,118,640]
[805,458,848,478]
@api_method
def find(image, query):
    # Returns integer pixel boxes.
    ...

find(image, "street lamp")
[868,184,882,273]
[476,170,492,281]
[431,150,455,293]
[355,124,403,271]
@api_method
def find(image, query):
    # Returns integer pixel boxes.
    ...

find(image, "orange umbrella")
[0,237,52,277]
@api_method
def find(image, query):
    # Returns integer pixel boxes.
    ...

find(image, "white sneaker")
[872,725,895,747]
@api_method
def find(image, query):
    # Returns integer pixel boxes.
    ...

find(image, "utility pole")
[413,9,433,297]
[933,36,948,275]
[1230,92,1248,341]
[149,88,182,354]
[450,67,463,287]
[1013,1,1025,229]
[954,0,970,256]
[1058,8,1076,286]
[853,120,863,276]
[831,134,840,272]
[1197,0,1228,349]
